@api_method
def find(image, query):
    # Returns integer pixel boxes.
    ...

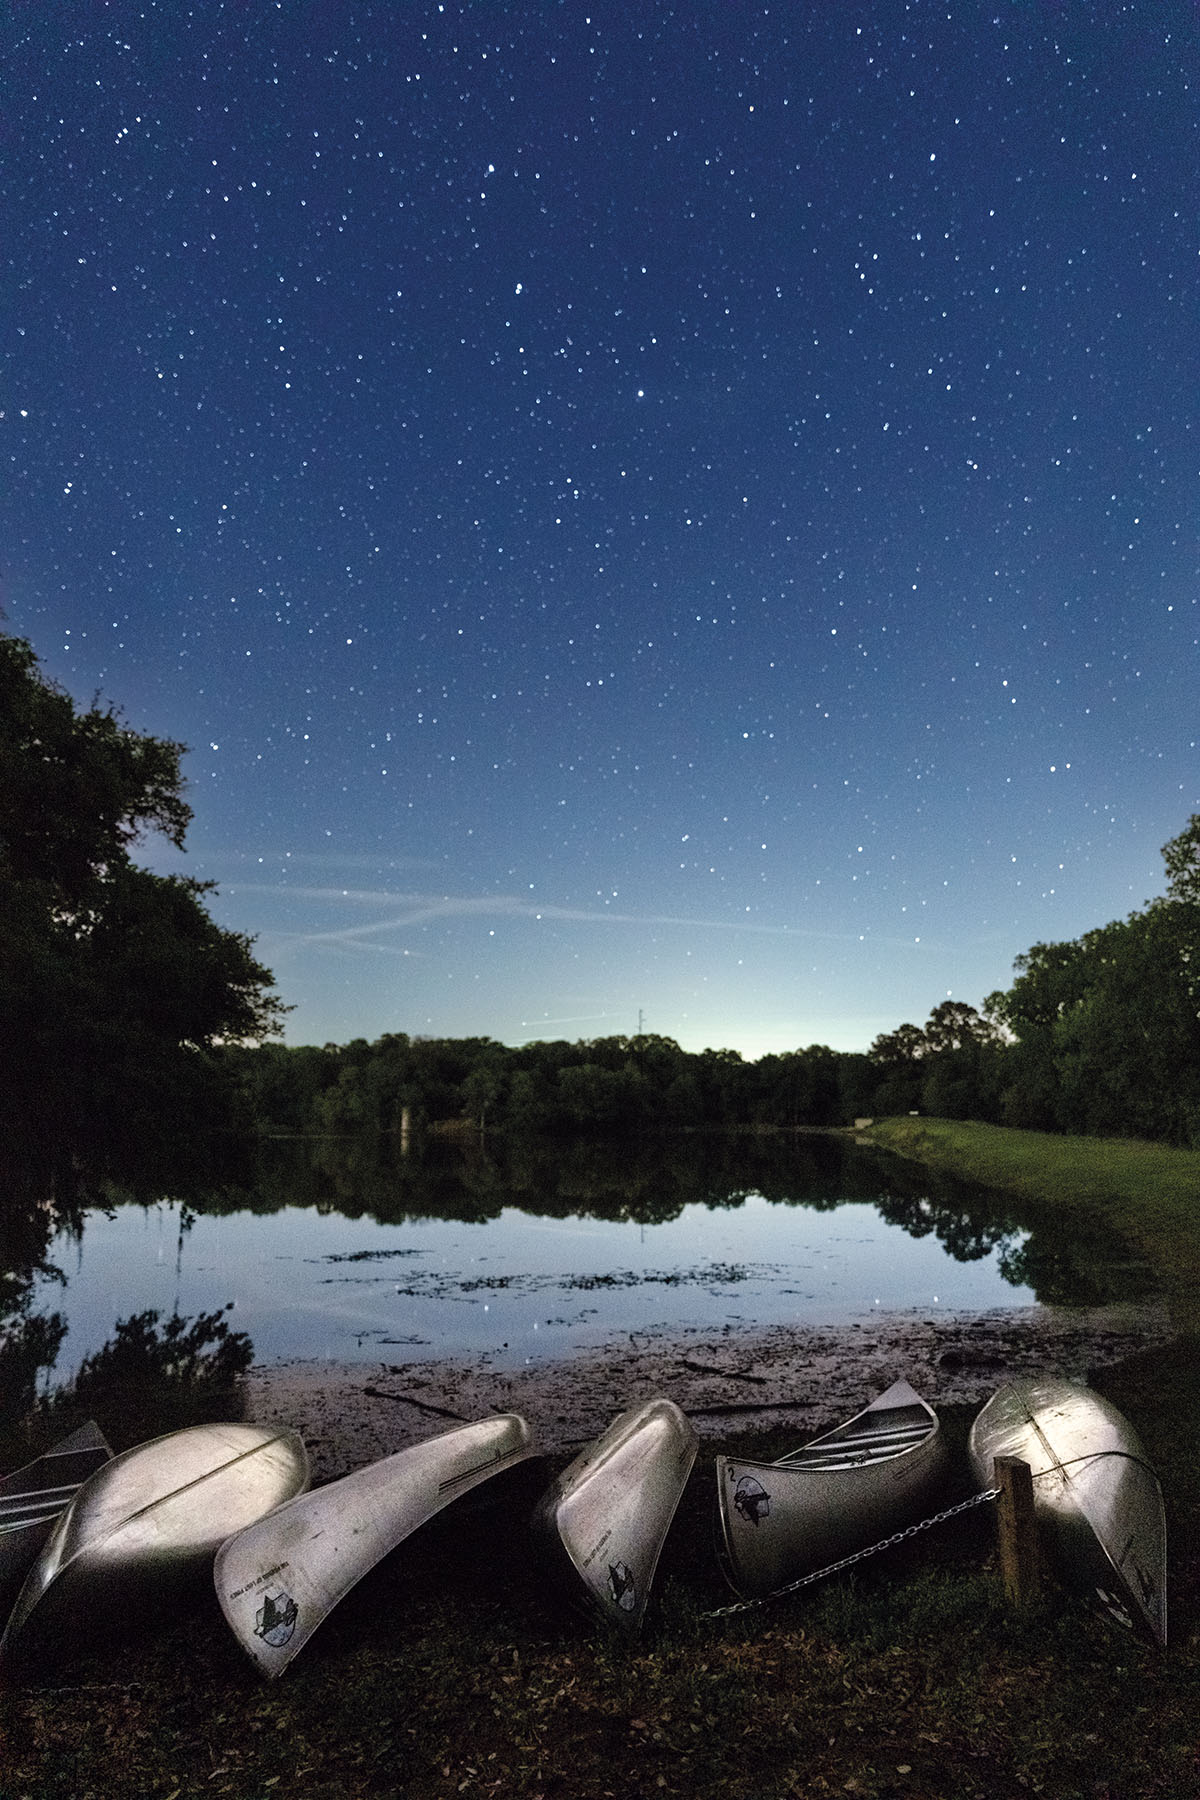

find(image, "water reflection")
[268,1130,1162,1313]
[1,1132,1162,1415]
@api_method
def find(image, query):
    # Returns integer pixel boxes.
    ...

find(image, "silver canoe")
[530,1396,698,1634]
[968,1376,1166,1647]
[716,1377,950,1599]
[0,1420,112,1613]
[215,1412,534,1678]
[1,1421,309,1665]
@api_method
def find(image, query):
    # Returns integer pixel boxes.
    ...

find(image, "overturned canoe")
[1,1421,309,1666]
[215,1413,534,1678]
[968,1376,1166,1647]
[531,1396,698,1634]
[716,1377,950,1599]
[0,1420,113,1615]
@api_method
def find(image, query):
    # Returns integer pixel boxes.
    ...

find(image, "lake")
[20,1132,1158,1383]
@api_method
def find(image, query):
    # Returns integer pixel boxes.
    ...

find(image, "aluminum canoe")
[968,1376,1166,1647]
[1,1421,309,1665]
[716,1377,950,1599]
[215,1412,534,1678]
[0,1420,113,1615]
[530,1396,698,1634]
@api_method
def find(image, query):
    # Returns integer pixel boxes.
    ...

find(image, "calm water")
[38,1194,1041,1373]
[29,1142,1042,1376]
[24,1133,1158,1380]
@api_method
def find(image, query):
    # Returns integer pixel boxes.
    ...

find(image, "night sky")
[5,2,1197,1057]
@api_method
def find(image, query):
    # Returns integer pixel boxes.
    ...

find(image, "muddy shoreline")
[244,1300,1172,1481]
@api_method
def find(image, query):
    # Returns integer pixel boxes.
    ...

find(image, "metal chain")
[703,1486,1002,1619]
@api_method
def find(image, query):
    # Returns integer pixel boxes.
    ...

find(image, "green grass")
[865,1117,1200,1334]
[864,1117,1200,1213]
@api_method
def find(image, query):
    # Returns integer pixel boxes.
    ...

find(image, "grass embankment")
[865,1117,1200,1332]
[6,1119,1200,1798]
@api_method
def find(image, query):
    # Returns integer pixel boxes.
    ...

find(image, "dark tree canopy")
[1162,814,1200,906]
[0,634,191,900]
[0,628,285,1182]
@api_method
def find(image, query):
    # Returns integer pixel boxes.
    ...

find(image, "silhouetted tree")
[0,628,284,1183]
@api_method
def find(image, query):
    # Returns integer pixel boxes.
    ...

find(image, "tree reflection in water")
[0,1140,255,1461]
[0,1129,1159,1456]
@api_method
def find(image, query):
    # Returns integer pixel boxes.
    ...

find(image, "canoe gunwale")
[716,1378,950,1601]
[0,1422,115,1614]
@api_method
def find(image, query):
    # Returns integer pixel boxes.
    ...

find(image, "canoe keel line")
[530,1397,698,1635]
[215,1412,535,1678]
[968,1377,1167,1647]
[0,1423,309,1668]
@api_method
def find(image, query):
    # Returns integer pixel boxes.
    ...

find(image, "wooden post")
[994,1455,1040,1609]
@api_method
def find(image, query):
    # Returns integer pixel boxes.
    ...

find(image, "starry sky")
[4,2,1197,1059]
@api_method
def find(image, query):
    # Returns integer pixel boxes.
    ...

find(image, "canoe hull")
[531,1397,698,1634]
[968,1377,1166,1646]
[1,1422,309,1665]
[0,1421,112,1615]
[215,1413,534,1678]
[716,1378,950,1599]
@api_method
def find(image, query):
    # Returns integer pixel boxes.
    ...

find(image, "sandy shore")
[243,1301,1173,1482]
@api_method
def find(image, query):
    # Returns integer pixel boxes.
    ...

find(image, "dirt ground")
[243,1300,1172,1481]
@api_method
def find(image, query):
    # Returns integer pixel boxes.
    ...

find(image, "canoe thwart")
[716,1377,950,1601]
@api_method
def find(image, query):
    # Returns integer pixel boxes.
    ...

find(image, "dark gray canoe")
[215,1413,535,1678]
[0,1421,112,1615]
[531,1397,698,1634]
[968,1376,1166,1646]
[1,1421,309,1666]
[717,1377,950,1599]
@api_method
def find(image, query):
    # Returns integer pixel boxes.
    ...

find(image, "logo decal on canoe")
[733,1475,771,1526]
[608,1560,637,1611]
[255,1587,299,1648]
[1094,1585,1134,1633]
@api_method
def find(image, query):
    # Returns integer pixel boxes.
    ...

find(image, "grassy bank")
[863,1117,1200,1333]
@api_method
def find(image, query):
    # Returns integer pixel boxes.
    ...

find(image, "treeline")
[231,1032,877,1139]
[865,817,1200,1144]
[234,816,1200,1149]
